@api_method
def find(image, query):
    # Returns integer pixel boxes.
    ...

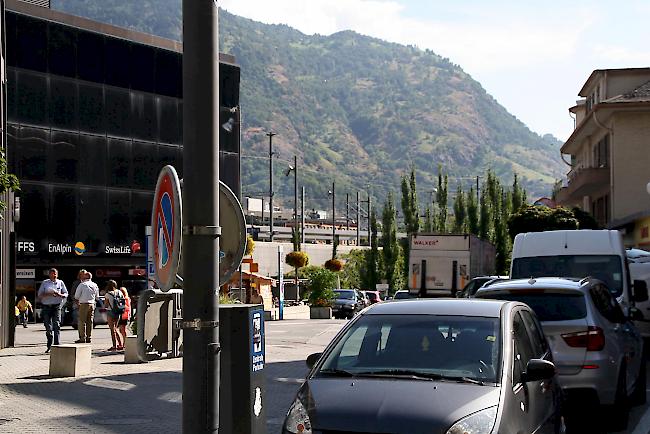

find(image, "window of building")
[132,141,158,188]
[6,12,17,67]
[130,43,155,93]
[593,135,609,168]
[131,92,156,141]
[77,31,105,83]
[157,96,180,144]
[16,15,47,72]
[7,69,17,122]
[48,23,77,77]
[78,83,105,134]
[105,87,131,137]
[591,194,610,227]
[78,188,107,252]
[18,184,49,242]
[131,192,154,241]
[155,48,182,98]
[50,130,79,183]
[51,187,78,243]
[108,139,132,188]
[15,127,49,181]
[79,134,107,186]
[105,37,131,89]
[49,77,78,130]
[16,70,48,125]
[107,190,131,244]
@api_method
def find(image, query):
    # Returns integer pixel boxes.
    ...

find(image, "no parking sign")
[152,165,182,292]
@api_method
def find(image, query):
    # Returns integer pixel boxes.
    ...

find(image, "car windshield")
[479,292,587,321]
[511,255,623,296]
[317,314,501,383]
[367,293,379,301]
[334,290,355,300]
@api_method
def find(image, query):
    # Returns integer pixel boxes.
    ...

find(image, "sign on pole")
[152,165,182,292]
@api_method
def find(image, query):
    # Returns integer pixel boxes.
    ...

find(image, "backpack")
[110,291,126,316]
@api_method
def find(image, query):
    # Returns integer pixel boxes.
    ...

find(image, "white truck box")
[408,234,496,296]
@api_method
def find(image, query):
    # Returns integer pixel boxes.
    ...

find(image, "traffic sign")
[218,181,247,286]
[152,165,182,292]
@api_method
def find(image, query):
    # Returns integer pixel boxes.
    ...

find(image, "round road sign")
[152,165,182,292]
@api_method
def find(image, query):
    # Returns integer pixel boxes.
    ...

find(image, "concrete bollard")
[124,335,141,364]
[49,344,92,377]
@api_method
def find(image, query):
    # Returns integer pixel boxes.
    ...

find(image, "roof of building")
[606,80,650,103]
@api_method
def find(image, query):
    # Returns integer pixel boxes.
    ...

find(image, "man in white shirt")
[37,268,68,353]
[74,271,99,343]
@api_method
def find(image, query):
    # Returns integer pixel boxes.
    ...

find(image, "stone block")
[49,344,92,377]
[124,335,141,364]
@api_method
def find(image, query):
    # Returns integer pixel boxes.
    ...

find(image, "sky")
[219,0,650,141]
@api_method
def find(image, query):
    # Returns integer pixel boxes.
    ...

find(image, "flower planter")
[310,306,332,319]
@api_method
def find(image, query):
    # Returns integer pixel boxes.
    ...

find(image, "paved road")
[2,310,650,433]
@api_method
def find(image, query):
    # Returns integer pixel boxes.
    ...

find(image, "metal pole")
[294,155,298,250]
[261,197,264,230]
[476,176,480,203]
[182,1,220,432]
[301,186,305,247]
[367,192,371,247]
[356,191,360,246]
[268,131,276,242]
[346,193,349,230]
[332,181,336,248]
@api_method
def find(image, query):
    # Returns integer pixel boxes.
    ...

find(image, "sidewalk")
[0,306,342,433]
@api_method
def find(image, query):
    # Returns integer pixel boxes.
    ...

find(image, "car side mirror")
[634,280,649,303]
[629,307,644,321]
[306,352,322,369]
[521,359,555,383]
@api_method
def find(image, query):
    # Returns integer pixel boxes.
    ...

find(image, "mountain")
[51,0,565,207]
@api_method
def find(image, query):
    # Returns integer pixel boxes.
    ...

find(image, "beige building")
[556,68,650,248]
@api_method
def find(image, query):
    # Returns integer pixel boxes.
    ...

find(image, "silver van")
[476,277,645,430]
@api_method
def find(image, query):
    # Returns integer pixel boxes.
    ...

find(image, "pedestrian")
[37,268,68,353]
[117,286,131,348]
[16,295,33,328]
[250,288,264,305]
[74,271,100,343]
[104,280,124,351]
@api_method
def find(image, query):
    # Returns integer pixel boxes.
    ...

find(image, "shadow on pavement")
[4,359,310,433]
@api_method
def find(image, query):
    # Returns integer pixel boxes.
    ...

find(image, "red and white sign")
[152,165,182,292]
[96,269,122,278]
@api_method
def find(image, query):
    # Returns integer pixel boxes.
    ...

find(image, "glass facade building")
[5,1,240,296]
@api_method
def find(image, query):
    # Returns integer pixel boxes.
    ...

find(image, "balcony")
[555,167,609,204]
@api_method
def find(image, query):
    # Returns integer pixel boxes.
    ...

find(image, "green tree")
[452,185,466,233]
[340,249,365,289]
[436,167,448,232]
[423,207,433,232]
[507,205,579,240]
[466,187,479,235]
[306,268,338,306]
[479,188,490,240]
[400,168,420,235]
[512,173,524,212]
[572,207,600,229]
[381,193,404,291]
[0,150,19,211]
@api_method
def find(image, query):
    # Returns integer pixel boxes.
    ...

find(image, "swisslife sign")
[410,235,470,251]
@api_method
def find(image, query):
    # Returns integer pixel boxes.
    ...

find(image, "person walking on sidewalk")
[74,271,99,343]
[117,286,131,348]
[16,295,33,328]
[104,280,124,351]
[37,268,68,353]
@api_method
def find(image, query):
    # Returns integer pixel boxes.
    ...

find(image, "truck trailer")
[408,233,496,297]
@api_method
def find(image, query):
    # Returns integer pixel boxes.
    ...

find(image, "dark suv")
[331,289,366,319]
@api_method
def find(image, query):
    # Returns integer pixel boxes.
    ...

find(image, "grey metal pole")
[268,131,276,242]
[294,155,298,250]
[182,1,220,432]
[301,186,305,247]
[356,191,360,246]
[346,193,349,230]
[367,192,371,247]
[476,176,480,203]
[332,181,336,248]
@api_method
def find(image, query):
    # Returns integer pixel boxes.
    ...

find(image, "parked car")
[456,275,508,298]
[476,277,646,429]
[363,290,383,304]
[284,299,565,434]
[392,290,416,300]
[331,289,366,319]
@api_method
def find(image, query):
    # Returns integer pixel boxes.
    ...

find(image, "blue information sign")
[250,309,265,373]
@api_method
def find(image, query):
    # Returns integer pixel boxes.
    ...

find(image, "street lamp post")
[328,181,336,249]
[301,186,305,246]
[356,191,360,246]
[267,131,276,241]
[285,155,298,250]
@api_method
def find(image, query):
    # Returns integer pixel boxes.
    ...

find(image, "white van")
[510,230,649,335]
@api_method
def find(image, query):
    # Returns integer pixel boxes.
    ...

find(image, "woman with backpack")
[104,280,124,351]
[117,286,131,348]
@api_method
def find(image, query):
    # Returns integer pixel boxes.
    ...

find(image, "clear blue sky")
[221,0,650,141]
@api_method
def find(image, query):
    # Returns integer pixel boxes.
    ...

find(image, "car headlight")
[284,398,312,434]
[445,406,497,434]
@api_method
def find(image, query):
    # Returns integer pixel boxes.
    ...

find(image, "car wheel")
[608,367,629,431]
[631,356,647,406]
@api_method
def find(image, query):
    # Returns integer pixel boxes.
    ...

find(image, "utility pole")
[367,192,372,247]
[329,181,336,248]
[301,186,305,247]
[293,155,298,249]
[476,175,480,203]
[267,131,276,241]
[356,191,360,246]
[182,1,220,432]
[346,193,349,230]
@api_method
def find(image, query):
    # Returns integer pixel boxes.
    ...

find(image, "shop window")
[48,23,77,78]
[49,77,78,130]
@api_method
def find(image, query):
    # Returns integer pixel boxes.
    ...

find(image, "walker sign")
[152,165,182,292]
